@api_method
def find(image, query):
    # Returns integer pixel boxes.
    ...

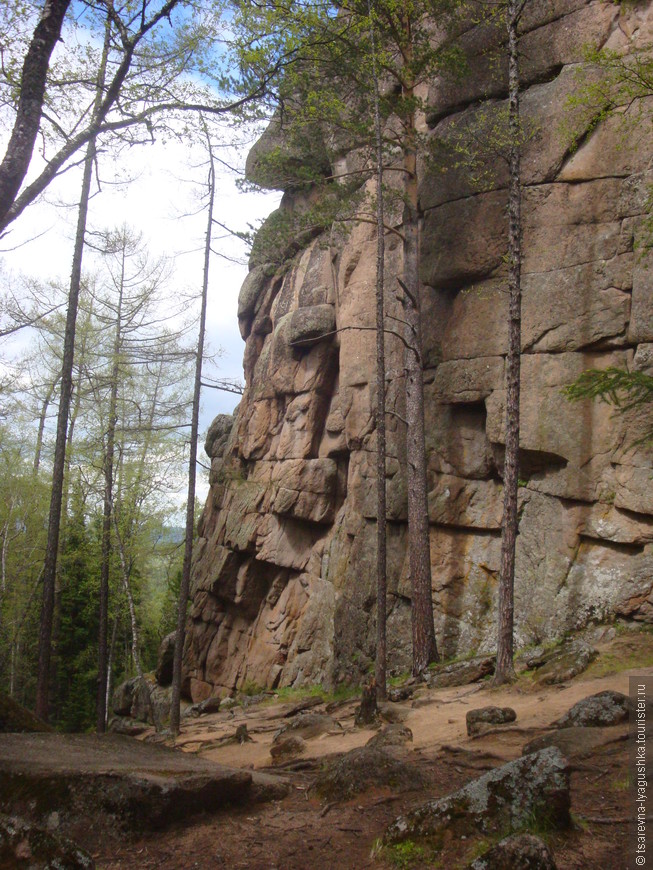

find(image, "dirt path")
[95,630,648,869]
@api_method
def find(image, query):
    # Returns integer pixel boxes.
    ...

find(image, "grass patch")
[268,684,327,703]
[382,840,441,869]
[238,679,265,697]
[613,772,631,791]
[247,681,362,709]
[585,645,653,679]
[571,812,591,832]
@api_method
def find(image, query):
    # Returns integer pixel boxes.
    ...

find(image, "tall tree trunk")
[169,123,215,736]
[35,140,95,721]
[96,266,124,733]
[50,348,87,722]
[400,22,438,675]
[0,0,71,225]
[105,612,119,723]
[368,0,388,703]
[35,21,110,721]
[495,0,523,685]
[33,378,57,474]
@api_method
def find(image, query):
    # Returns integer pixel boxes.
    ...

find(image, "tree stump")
[355,678,379,726]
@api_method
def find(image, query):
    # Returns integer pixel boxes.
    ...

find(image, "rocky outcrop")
[0,734,288,844]
[426,655,496,689]
[531,639,598,685]
[383,748,571,845]
[184,0,653,699]
[0,692,52,733]
[111,675,172,731]
[466,706,517,737]
[469,834,557,870]
[313,745,425,802]
[554,689,632,727]
[0,814,94,869]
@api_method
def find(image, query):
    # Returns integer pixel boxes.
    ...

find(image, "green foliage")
[231,0,467,263]
[432,101,538,191]
[0,424,50,712]
[566,45,653,136]
[239,678,265,697]
[384,839,433,869]
[0,224,197,728]
[55,494,100,732]
[563,367,653,444]
[563,44,653,250]
[563,366,653,410]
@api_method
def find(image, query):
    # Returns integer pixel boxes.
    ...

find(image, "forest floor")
[93,627,651,869]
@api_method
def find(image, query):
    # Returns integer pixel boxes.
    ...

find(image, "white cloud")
[0,123,281,505]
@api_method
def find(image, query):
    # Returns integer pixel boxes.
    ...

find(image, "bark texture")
[402,68,439,676]
[369,0,388,702]
[0,0,71,227]
[495,0,523,685]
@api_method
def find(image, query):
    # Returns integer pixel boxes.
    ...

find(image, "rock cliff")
[183,0,653,701]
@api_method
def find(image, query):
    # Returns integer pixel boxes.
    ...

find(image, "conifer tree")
[494,0,524,685]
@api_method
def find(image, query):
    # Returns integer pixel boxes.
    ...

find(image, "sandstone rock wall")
[183,0,653,701]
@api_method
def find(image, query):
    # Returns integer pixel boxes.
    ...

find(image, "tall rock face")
[184,0,653,701]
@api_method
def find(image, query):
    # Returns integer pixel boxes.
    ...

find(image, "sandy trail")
[162,641,651,770]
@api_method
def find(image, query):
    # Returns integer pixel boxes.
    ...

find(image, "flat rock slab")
[426,656,495,689]
[523,725,628,758]
[0,734,287,845]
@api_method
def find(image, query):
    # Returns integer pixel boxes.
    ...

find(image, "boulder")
[469,833,557,869]
[387,684,417,703]
[467,706,517,737]
[555,690,632,728]
[204,414,235,460]
[183,696,222,718]
[0,813,94,869]
[313,746,424,802]
[112,678,137,717]
[366,725,413,750]
[383,748,570,845]
[426,656,495,689]
[289,304,336,347]
[112,677,171,731]
[130,677,155,723]
[0,692,52,734]
[273,712,340,743]
[378,703,410,724]
[270,735,307,763]
[237,264,268,321]
[155,631,176,686]
[532,640,597,685]
[108,717,149,737]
